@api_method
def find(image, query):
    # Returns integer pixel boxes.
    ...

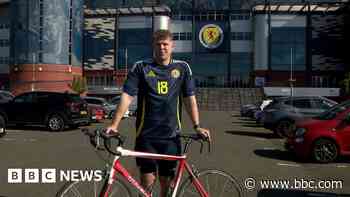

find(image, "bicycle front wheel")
[177,169,243,197]
[57,179,132,197]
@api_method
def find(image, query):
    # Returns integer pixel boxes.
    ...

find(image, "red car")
[286,100,350,163]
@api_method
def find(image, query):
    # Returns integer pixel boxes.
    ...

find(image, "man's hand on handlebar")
[195,127,211,142]
[105,126,119,134]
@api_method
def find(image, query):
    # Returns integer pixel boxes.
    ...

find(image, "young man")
[106,29,210,197]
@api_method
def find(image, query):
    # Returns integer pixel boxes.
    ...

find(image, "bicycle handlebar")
[81,128,211,155]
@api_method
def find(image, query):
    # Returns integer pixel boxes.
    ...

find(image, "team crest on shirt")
[171,69,181,78]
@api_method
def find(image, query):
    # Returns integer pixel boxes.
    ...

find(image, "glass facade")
[84,17,115,70]
[192,53,228,87]
[71,0,84,67]
[196,0,229,10]
[80,0,348,88]
[118,28,152,69]
[271,27,306,71]
[42,0,70,64]
[11,0,83,66]
[11,0,40,64]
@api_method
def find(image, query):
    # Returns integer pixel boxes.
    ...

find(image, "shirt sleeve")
[182,62,196,97]
[123,62,141,96]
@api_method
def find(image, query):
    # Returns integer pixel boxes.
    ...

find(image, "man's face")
[153,38,174,63]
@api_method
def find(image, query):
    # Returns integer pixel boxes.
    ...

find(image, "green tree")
[69,75,87,95]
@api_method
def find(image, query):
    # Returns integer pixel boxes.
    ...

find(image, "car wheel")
[312,138,338,163]
[47,114,65,131]
[0,115,6,138]
[276,120,295,138]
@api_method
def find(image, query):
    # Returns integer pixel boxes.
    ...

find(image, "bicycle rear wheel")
[56,179,132,197]
[177,169,243,197]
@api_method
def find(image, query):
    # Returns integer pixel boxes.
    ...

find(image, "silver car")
[83,96,116,119]
[262,96,337,137]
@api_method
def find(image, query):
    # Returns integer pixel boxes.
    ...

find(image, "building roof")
[252,0,349,13]
[84,5,171,18]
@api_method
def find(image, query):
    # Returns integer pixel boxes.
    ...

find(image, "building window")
[195,12,228,21]
[271,27,306,71]
[230,14,250,21]
[172,32,192,41]
[196,0,229,10]
[171,13,192,21]
[231,32,252,40]
[0,40,10,47]
[0,24,9,29]
[0,57,9,64]
[160,0,193,11]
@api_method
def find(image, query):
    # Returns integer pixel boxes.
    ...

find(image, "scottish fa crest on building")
[199,24,224,49]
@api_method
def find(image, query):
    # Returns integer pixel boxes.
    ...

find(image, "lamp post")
[31,53,36,91]
[289,47,296,97]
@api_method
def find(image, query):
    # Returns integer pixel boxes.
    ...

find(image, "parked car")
[254,99,273,121]
[286,100,350,163]
[240,103,260,118]
[110,95,121,105]
[0,91,89,131]
[86,104,105,123]
[83,96,116,119]
[109,95,138,118]
[262,96,337,137]
[0,113,5,137]
[0,90,14,103]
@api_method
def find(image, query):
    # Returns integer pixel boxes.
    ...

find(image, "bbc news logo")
[8,168,103,183]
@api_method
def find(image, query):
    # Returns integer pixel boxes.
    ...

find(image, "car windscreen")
[314,100,350,120]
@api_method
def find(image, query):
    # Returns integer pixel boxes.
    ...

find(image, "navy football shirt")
[123,58,196,139]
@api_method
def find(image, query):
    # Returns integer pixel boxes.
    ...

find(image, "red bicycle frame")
[101,146,209,197]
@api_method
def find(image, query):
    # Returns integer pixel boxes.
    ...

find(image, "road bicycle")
[57,128,243,197]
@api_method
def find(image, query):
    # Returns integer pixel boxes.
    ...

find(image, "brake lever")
[199,141,204,154]
[208,141,211,153]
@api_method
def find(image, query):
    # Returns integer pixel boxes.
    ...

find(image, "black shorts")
[135,137,182,177]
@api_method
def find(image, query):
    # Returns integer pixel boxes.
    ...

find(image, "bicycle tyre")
[177,169,243,197]
[56,178,132,197]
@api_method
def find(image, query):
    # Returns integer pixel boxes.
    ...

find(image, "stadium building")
[0,0,349,99]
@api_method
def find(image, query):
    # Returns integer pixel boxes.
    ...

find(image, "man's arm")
[106,92,134,133]
[183,95,211,140]
[183,95,200,126]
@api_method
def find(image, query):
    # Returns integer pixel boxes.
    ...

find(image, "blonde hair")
[153,30,173,42]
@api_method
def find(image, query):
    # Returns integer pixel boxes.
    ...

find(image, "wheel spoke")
[206,174,210,195]
[178,170,242,197]
[58,180,132,197]
[219,179,230,197]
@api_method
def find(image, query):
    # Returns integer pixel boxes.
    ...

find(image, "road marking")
[262,147,276,150]
[336,165,348,168]
[2,138,15,141]
[255,138,268,141]
[277,163,301,167]
[8,130,23,133]
[1,138,38,142]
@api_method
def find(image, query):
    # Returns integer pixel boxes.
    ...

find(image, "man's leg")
[157,138,181,197]
[159,176,173,197]
[140,172,156,192]
[135,139,158,194]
